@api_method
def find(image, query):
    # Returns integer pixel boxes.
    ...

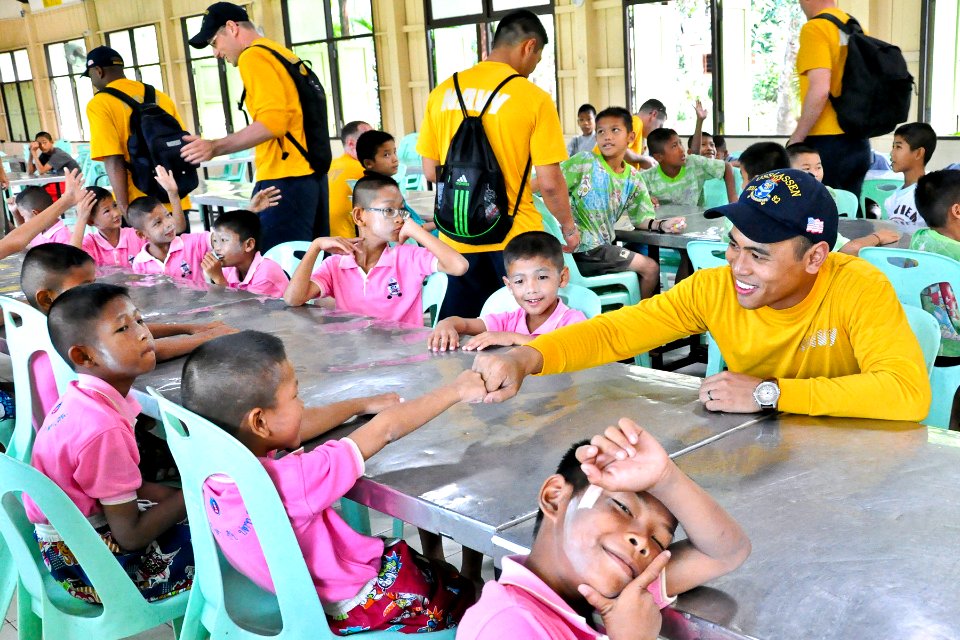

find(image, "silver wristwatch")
[753,378,780,410]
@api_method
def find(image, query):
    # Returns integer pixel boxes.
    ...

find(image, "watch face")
[756,381,779,404]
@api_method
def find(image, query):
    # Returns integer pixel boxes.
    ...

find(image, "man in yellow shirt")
[84,46,191,214]
[183,2,329,250]
[472,169,930,422]
[328,121,372,238]
[592,98,667,169]
[787,0,870,199]
[418,10,578,319]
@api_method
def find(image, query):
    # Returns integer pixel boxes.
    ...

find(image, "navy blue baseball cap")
[705,168,838,247]
[80,46,124,77]
[189,2,249,49]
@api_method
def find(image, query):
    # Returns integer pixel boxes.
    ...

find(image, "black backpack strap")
[480,74,522,117]
[143,83,156,105]
[241,43,306,163]
[514,156,532,217]
[99,86,141,111]
[812,12,861,35]
[452,73,469,118]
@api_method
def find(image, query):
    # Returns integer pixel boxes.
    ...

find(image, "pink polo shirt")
[202,438,385,603]
[482,299,586,336]
[221,252,289,298]
[457,555,672,640]
[29,354,61,431]
[25,374,142,524]
[310,244,438,326]
[81,227,146,267]
[131,232,211,285]
[27,219,71,248]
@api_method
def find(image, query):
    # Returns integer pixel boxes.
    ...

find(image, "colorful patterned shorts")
[37,520,194,604]
[329,540,475,635]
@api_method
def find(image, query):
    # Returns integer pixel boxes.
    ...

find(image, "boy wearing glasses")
[283,174,468,326]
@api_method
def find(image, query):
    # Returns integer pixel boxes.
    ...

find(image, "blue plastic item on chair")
[150,390,453,639]
[421,272,448,327]
[859,247,960,428]
[860,178,903,218]
[0,454,188,640]
[686,241,728,376]
[480,283,602,319]
[263,241,320,279]
[832,189,859,218]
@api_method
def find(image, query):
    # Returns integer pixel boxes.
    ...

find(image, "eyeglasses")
[365,207,411,220]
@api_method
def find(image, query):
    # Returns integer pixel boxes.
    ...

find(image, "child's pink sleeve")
[556,307,587,328]
[30,353,60,430]
[295,439,364,513]
[309,256,337,298]
[400,244,439,278]
[74,428,142,506]
[248,258,289,298]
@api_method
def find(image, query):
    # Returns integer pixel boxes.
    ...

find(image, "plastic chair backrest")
[83,160,110,187]
[686,240,728,271]
[0,454,188,638]
[858,247,960,309]
[833,189,859,217]
[397,133,421,166]
[421,272,448,327]
[263,241,320,279]
[904,305,941,377]
[860,178,903,217]
[0,297,76,461]
[479,283,602,319]
[702,178,728,209]
[53,140,73,155]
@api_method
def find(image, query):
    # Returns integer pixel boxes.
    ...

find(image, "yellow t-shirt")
[593,114,643,168]
[238,38,313,181]
[327,153,364,238]
[417,61,567,254]
[86,78,191,210]
[796,8,850,137]
[529,253,930,421]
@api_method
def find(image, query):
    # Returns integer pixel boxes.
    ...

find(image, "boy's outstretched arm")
[70,189,98,249]
[154,166,187,234]
[578,418,750,597]
[299,393,402,441]
[347,370,486,460]
[150,322,238,361]
[690,99,707,155]
[399,218,468,275]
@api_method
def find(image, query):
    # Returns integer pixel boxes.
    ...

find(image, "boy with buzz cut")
[562,107,685,299]
[13,187,71,248]
[201,209,289,298]
[458,418,750,639]
[886,122,938,231]
[642,125,736,207]
[567,104,597,157]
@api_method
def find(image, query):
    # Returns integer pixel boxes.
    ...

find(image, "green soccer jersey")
[641,154,725,206]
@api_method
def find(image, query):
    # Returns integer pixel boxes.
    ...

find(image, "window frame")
[180,15,241,138]
[44,38,89,141]
[104,24,165,90]
[280,0,381,139]
[0,48,40,143]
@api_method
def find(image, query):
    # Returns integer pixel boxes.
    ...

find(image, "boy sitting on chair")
[200,209,289,298]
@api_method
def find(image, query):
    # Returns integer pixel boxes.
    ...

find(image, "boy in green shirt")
[641,127,736,207]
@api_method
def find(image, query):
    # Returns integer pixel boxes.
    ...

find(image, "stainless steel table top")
[6,172,67,187]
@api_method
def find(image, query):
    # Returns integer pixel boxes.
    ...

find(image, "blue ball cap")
[80,46,124,77]
[705,168,838,248]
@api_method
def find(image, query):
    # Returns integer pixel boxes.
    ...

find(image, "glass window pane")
[0,53,15,83]
[929,0,960,135]
[24,82,41,138]
[52,76,82,141]
[13,49,31,80]
[49,43,69,77]
[108,32,133,67]
[330,0,373,38]
[3,84,26,141]
[431,25,478,86]
[139,64,164,92]
[77,75,93,140]
[336,38,380,129]
[430,0,482,21]
[492,0,549,11]
[287,0,327,43]
[292,43,336,134]
[526,14,556,103]
[225,64,246,133]
[192,58,228,138]
[134,26,160,64]
[185,16,212,60]
[66,39,87,75]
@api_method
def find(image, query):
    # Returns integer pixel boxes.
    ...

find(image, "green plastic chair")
[82,159,110,188]
[859,247,960,428]
[217,152,249,183]
[686,241,728,377]
[0,454,188,640]
[860,178,903,218]
[702,178,729,209]
[263,241,320,279]
[479,283,602,319]
[421,272,448,328]
[904,305,941,378]
[832,189,859,218]
[149,390,453,639]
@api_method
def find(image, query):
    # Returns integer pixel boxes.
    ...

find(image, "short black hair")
[894,122,938,166]
[126,196,163,230]
[915,170,960,229]
[577,104,596,117]
[740,142,789,180]
[85,185,114,210]
[533,440,591,536]
[687,132,713,149]
[181,331,288,438]
[21,244,95,311]
[352,173,401,209]
[503,231,564,271]
[785,144,819,162]
[492,9,548,50]
[595,107,633,131]
[713,134,727,150]
[341,120,370,145]
[35,131,53,142]
[213,209,261,252]
[14,186,53,214]
[356,130,395,166]
[47,283,129,369]
[646,128,678,155]
[638,98,668,120]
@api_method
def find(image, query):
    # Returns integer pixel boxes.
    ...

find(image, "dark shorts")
[438,251,506,319]
[573,245,638,276]
[804,134,871,201]
[254,174,320,252]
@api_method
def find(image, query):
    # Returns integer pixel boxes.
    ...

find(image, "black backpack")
[813,13,913,139]
[239,44,332,176]
[99,84,198,203]
[434,73,531,246]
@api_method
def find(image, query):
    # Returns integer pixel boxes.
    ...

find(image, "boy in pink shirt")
[25,283,193,602]
[200,209,289,298]
[428,231,586,352]
[72,185,149,267]
[181,330,486,633]
[284,174,468,325]
[458,420,751,639]
[129,187,210,284]
[13,186,72,248]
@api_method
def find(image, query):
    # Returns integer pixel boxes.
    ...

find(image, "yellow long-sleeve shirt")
[530,253,930,421]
